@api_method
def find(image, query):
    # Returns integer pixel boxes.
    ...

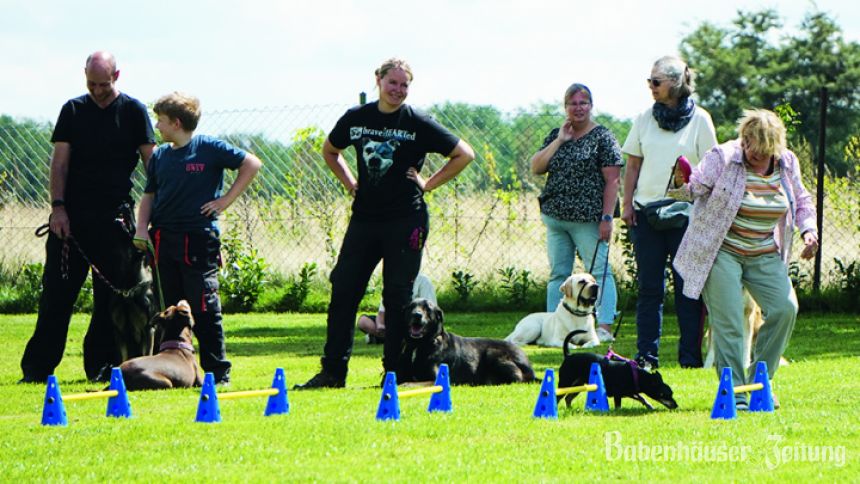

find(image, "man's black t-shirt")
[328,102,459,221]
[51,93,155,211]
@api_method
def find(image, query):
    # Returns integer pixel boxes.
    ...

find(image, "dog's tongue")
[410,324,423,338]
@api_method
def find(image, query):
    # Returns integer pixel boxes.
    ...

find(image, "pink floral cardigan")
[672,139,818,299]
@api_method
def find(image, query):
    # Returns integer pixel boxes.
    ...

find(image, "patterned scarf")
[652,97,695,132]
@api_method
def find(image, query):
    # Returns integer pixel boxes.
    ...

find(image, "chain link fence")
[1,104,857,291]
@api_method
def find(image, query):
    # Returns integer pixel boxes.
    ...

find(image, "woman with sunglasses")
[620,56,717,369]
[530,83,623,343]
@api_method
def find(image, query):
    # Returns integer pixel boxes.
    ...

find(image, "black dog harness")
[562,301,592,317]
[605,348,640,393]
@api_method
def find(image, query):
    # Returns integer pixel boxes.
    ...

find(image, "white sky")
[2,0,858,123]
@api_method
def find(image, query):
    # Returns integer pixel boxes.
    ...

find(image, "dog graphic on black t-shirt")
[361,137,399,184]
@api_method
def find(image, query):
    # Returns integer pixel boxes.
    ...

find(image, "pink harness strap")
[605,348,640,392]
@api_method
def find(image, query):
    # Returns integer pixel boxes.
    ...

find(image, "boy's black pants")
[151,227,231,381]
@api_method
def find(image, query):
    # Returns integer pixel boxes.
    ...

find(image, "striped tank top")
[721,164,788,256]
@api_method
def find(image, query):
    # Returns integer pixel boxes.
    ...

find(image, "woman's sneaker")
[596,326,615,343]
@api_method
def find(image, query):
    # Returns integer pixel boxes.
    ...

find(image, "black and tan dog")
[400,298,535,385]
[558,332,678,410]
[106,236,157,365]
[117,300,202,390]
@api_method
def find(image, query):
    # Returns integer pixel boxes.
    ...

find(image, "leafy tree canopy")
[680,8,860,175]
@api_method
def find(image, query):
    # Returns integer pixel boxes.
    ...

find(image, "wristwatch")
[601,214,613,222]
[51,199,65,208]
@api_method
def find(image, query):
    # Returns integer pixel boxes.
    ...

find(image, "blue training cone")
[376,372,400,421]
[195,373,221,423]
[106,367,132,418]
[711,367,738,420]
[532,368,559,419]
[749,361,775,412]
[264,368,290,416]
[41,375,68,426]
[428,363,452,413]
[585,362,610,412]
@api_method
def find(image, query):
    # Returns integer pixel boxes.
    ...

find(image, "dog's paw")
[581,340,599,349]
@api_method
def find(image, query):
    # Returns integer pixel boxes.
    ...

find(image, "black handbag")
[641,198,691,230]
[637,157,691,230]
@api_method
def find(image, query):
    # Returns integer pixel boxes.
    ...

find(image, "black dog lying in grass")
[400,298,536,385]
[558,332,678,410]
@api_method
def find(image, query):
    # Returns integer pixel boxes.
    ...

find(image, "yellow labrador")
[505,273,600,348]
[704,290,789,369]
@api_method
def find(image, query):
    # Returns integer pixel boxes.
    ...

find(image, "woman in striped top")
[672,109,818,407]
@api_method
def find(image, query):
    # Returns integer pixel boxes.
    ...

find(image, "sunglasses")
[647,78,668,87]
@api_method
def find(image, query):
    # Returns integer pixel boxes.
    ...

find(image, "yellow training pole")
[733,383,764,394]
[63,390,119,402]
[555,384,598,397]
[218,388,279,400]
[398,385,443,399]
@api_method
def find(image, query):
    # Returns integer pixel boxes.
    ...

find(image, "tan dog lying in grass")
[118,300,203,390]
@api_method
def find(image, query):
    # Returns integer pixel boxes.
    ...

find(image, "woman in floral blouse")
[673,109,818,408]
[531,83,623,343]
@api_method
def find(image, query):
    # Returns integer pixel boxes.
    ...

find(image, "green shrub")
[219,229,269,313]
[497,266,533,305]
[279,262,318,311]
[833,257,860,294]
[451,269,478,302]
[15,262,43,312]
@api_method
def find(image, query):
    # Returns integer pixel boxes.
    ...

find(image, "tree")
[680,9,860,174]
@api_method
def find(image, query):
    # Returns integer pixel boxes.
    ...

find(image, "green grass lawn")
[0,311,857,481]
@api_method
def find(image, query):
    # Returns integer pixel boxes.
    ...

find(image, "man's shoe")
[596,326,615,343]
[293,371,345,390]
[736,398,749,411]
[18,374,47,384]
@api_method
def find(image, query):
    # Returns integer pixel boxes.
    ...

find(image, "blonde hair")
[738,109,787,157]
[153,92,201,131]
[375,58,413,82]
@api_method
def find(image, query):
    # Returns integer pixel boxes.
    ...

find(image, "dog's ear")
[432,303,444,325]
[560,278,573,298]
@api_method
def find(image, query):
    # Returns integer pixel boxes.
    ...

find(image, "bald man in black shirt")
[19,51,156,383]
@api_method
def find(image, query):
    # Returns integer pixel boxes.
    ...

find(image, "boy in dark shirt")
[134,92,262,384]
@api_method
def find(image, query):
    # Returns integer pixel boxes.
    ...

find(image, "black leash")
[588,238,626,348]
[36,227,144,298]
[35,207,157,301]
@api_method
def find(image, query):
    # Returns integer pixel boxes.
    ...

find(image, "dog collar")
[562,301,593,317]
[159,340,195,353]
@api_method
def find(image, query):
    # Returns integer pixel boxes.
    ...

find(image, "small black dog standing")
[399,298,536,385]
[558,337,678,410]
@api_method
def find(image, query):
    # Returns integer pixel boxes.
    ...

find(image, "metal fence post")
[814,87,827,292]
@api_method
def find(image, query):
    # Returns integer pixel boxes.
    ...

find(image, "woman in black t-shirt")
[295,58,475,389]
